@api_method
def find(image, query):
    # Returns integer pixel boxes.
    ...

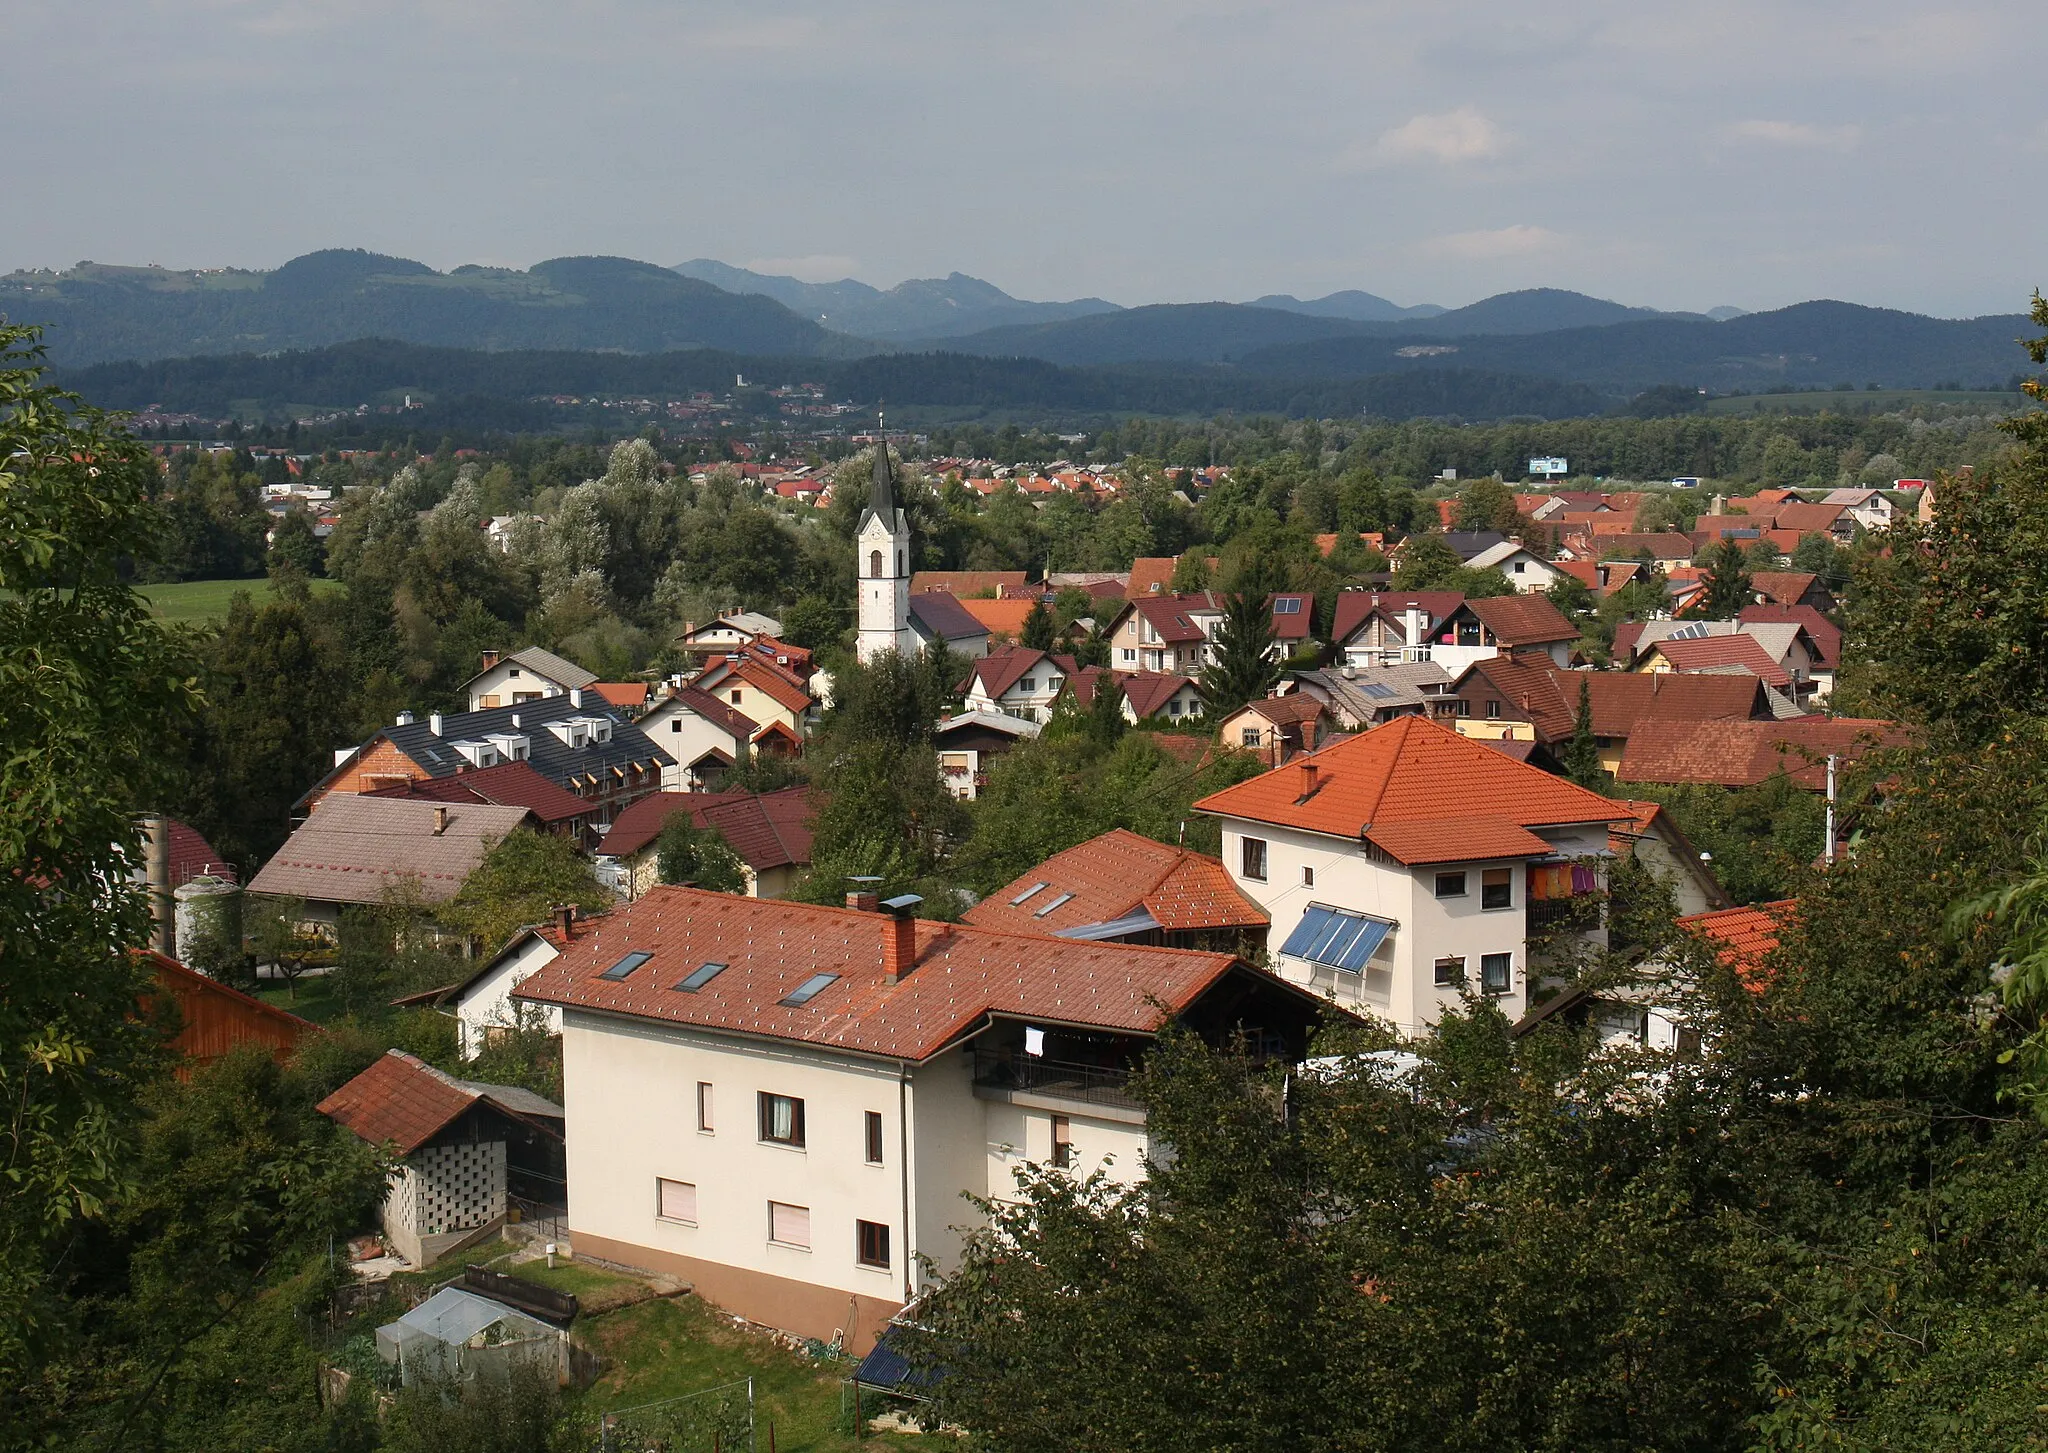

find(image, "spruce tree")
[1563,676,1605,788]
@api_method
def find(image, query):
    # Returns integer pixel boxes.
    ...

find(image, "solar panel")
[674,961,726,992]
[1034,892,1075,918]
[780,972,840,1006]
[1279,906,1395,973]
[600,951,653,981]
[1358,681,1396,699]
[1669,622,1712,640]
[1274,598,1302,614]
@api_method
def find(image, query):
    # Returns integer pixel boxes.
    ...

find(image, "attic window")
[600,951,653,982]
[780,972,840,1006]
[1010,882,1048,906]
[675,961,727,992]
[1274,598,1302,614]
[1033,892,1075,918]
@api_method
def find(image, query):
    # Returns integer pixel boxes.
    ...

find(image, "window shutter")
[658,1178,697,1222]
[770,1201,811,1247]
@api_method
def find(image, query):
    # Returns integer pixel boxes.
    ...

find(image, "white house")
[512,886,1333,1353]
[933,708,1041,800]
[1464,539,1563,594]
[443,923,570,1059]
[640,686,762,790]
[464,647,597,713]
[1330,593,1577,676]
[961,646,1073,723]
[1193,715,1621,1031]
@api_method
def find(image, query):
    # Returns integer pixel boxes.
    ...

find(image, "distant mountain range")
[671,260,1120,340]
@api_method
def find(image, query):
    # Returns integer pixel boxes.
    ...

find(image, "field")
[137,576,341,622]
[1703,388,2026,416]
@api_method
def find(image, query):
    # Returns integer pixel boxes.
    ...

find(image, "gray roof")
[908,592,991,643]
[1292,664,1450,724]
[366,695,674,799]
[1629,619,1805,666]
[1463,540,1542,571]
[249,795,534,906]
[935,708,1042,740]
[385,1286,555,1349]
[463,646,596,693]
[1440,530,1509,561]
[859,445,903,534]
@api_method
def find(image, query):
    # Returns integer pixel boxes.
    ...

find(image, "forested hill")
[60,338,1610,424]
[0,251,867,366]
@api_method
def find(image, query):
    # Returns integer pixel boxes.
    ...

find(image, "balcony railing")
[972,1049,1140,1110]
[1527,894,1603,935]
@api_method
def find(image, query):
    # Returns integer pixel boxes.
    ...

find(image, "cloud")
[743,254,858,282]
[1352,107,1504,168]
[1724,119,1862,150]
[1435,225,1563,259]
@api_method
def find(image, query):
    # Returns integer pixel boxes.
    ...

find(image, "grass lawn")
[566,1291,946,1451]
[137,576,341,623]
[253,972,346,1024]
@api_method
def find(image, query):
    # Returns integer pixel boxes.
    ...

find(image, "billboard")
[1529,457,1568,478]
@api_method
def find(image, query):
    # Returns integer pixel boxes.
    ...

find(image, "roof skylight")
[599,950,653,981]
[674,961,727,992]
[1010,882,1048,906]
[1034,892,1075,918]
[780,972,840,1006]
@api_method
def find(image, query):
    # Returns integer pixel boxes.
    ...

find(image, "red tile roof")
[317,1050,495,1156]
[1463,593,1579,647]
[1457,659,1769,742]
[1269,593,1314,641]
[1127,593,1220,645]
[965,828,1268,938]
[1643,633,1793,689]
[595,786,816,869]
[720,655,814,717]
[1195,714,1621,863]
[1329,590,1465,648]
[513,886,1300,1063]
[591,682,649,710]
[1616,717,1903,789]
[1748,571,1823,607]
[665,684,761,742]
[959,596,1038,640]
[1126,557,1179,598]
[1678,899,1796,987]
[967,645,1068,702]
[166,818,236,885]
[1242,694,1329,729]
[362,759,593,824]
[1119,671,1198,718]
[909,570,1027,597]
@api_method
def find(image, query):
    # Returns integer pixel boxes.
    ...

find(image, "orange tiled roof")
[513,886,1288,1062]
[1464,593,1579,647]
[1617,717,1903,789]
[959,596,1037,640]
[909,570,1027,596]
[1126,557,1179,598]
[1678,899,1796,987]
[965,828,1267,938]
[591,682,649,710]
[317,1050,491,1155]
[1194,714,1620,863]
[1748,571,1822,607]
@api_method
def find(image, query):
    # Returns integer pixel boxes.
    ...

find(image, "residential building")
[964,828,1267,953]
[464,647,597,713]
[1287,663,1454,729]
[1558,532,1696,572]
[933,708,1041,799]
[1115,671,1205,724]
[1748,571,1838,615]
[420,913,584,1059]
[906,593,992,659]
[961,646,1074,722]
[1552,559,1649,599]
[510,886,1333,1352]
[1102,593,1224,675]
[956,595,1038,643]
[247,795,536,934]
[856,448,916,663]
[1464,539,1563,593]
[1330,591,1463,667]
[1616,716,1903,793]
[1614,619,1824,701]
[692,654,816,744]
[1213,694,1332,765]
[679,611,785,658]
[1739,604,1841,698]
[320,1050,567,1265]
[640,686,764,791]
[361,759,603,847]
[1608,802,1728,917]
[1194,715,1623,1027]
[907,570,1028,598]
[594,787,816,901]
[1268,592,1316,656]
[1446,658,1778,773]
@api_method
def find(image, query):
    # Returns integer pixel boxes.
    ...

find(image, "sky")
[8,0,2040,318]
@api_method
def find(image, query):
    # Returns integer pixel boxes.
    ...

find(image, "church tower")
[856,441,915,663]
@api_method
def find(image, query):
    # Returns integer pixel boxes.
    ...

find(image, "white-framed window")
[1241,837,1268,882]
[1302,865,1314,887]
[697,1082,713,1133]
[1481,952,1513,994]
[769,1200,811,1248]
[759,1092,805,1147]
[1433,956,1467,988]
[657,1177,698,1224]
[1020,678,1036,693]
[1121,648,1136,663]
[1435,871,1467,898]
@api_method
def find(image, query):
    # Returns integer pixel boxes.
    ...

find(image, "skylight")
[1274,597,1302,614]
[674,961,727,992]
[599,951,653,982]
[1034,892,1075,918]
[779,972,839,1006]
[1010,882,1048,906]
[1358,681,1396,700]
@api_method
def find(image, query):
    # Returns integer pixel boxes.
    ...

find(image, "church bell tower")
[856,440,914,663]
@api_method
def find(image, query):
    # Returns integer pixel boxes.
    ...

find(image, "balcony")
[972,1049,1140,1111]
[1527,893,1603,936]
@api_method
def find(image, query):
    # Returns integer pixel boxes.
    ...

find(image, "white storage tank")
[173,875,242,972]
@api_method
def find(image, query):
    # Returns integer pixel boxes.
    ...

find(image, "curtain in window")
[766,1096,796,1141]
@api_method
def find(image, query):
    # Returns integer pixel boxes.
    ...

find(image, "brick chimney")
[433,805,449,835]
[481,649,501,671]
[1298,759,1319,799]
[846,875,882,914]
[881,894,923,983]
[554,903,575,940]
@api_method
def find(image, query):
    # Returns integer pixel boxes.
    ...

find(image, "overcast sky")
[8,0,2039,317]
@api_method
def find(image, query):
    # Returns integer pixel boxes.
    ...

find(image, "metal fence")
[971,1049,1140,1110]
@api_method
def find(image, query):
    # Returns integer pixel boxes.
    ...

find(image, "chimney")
[845,874,883,914]
[1298,759,1319,798]
[882,894,923,982]
[396,710,415,726]
[569,688,583,708]
[1710,494,1726,516]
[481,649,500,671]
[555,903,575,940]
[510,712,521,728]
[1403,605,1425,657]
[433,805,449,835]
[428,712,444,736]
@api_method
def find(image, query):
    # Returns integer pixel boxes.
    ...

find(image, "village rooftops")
[319,1049,564,1155]
[1194,713,1621,864]
[906,591,990,643]
[460,645,596,695]
[361,759,594,825]
[1455,658,1772,743]
[512,885,1319,1064]
[1678,899,1797,987]
[595,786,815,870]
[964,828,1268,941]
[248,795,535,906]
[1617,716,1902,790]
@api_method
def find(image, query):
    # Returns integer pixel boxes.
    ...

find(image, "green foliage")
[1455,476,1523,533]
[1202,588,1280,717]
[381,1363,569,1453]
[814,645,960,750]
[1629,776,1824,905]
[1689,539,1753,619]
[1562,676,1604,788]
[438,828,612,953]
[1019,596,1056,650]
[655,813,749,894]
[1392,535,1516,597]
[776,594,841,651]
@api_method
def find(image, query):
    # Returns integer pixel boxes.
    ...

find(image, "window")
[1274,597,1301,614]
[780,973,840,1006]
[508,667,522,678]
[1458,620,1482,646]
[657,1177,697,1224]
[1435,871,1467,898]
[768,1200,811,1248]
[1481,952,1513,994]
[676,961,727,992]
[671,719,682,732]
[1433,956,1467,988]
[869,549,882,577]
[1010,881,1048,906]
[1512,560,1526,573]
[897,550,905,576]
[1455,699,1471,717]
[731,690,743,705]
[1302,865,1315,887]
[1020,677,1036,693]
[1485,700,1501,720]
[1050,1114,1073,1168]
[1481,868,1513,911]
[600,950,653,981]
[696,1082,713,1133]
[865,1110,884,1165]
[857,1219,891,1269]
[1121,648,1136,663]
[1168,700,1181,715]
[1240,726,1262,747]
[1241,837,1268,882]
[1033,892,1074,918]
[759,1092,806,1147]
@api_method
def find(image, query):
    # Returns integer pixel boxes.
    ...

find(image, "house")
[1328,591,1577,674]
[1102,593,1224,676]
[1287,663,1454,729]
[1268,592,1316,655]
[934,708,1041,799]
[955,595,1039,643]
[1614,619,1824,701]
[362,760,603,848]
[1739,604,1841,698]
[247,796,537,934]
[1447,658,1777,773]
[691,653,816,743]
[1637,631,1796,693]
[1194,715,1624,1026]
[961,646,1075,722]
[964,828,1267,953]
[1464,539,1562,593]
[319,1049,568,1265]
[1608,802,1728,917]
[145,950,314,1077]
[464,647,596,713]
[1616,716,1902,791]
[680,611,785,658]
[422,911,587,1059]
[593,787,816,901]
[1330,591,1464,668]
[906,592,992,659]
[509,885,1334,1352]
[309,693,674,824]
[1748,571,1838,615]
[1559,533,1697,572]
[1124,556,1179,598]
[907,570,1028,597]
[1678,899,1797,987]
[1553,558,1649,599]
[1115,671,1205,724]
[639,686,763,791]
[1214,694,1332,766]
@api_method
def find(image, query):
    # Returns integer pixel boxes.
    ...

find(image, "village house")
[691,652,817,743]
[1748,570,1839,615]
[933,708,1041,799]
[1285,663,1455,729]
[408,910,587,1060]
[1213,694,1332,765]
[464,646,595,713]
[509,886,1334,1352]
[1114,671,1205,724]
[1331,592,1578,675]
[1614,619,1826,703]
[679,611,785,659]
[1616,716,1903,799]
[964,828,1267,954]
[1739,604,1841,698]
[360,759,603,848]
[905,592,993,659]
[1102,593,1224,676]
[640,685,767,791]
[593,786,816,901]
[960,646,1075,722]
[1194,715,1623,1029]
[1464,539,1563,593]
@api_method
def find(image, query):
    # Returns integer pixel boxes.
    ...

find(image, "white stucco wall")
[456,935,563,1059]
[468,662,571,712]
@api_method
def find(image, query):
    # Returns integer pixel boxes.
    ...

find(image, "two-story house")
[1193,715,1622,1031]
[1103,594,1223,676]
[511,886,1334,1352]
[1330,592,1578,676]
[464,646,596,713]
[961,646,1075,722]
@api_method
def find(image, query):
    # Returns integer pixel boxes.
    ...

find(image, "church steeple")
[855,433,915,664]
[867,439,897,523]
